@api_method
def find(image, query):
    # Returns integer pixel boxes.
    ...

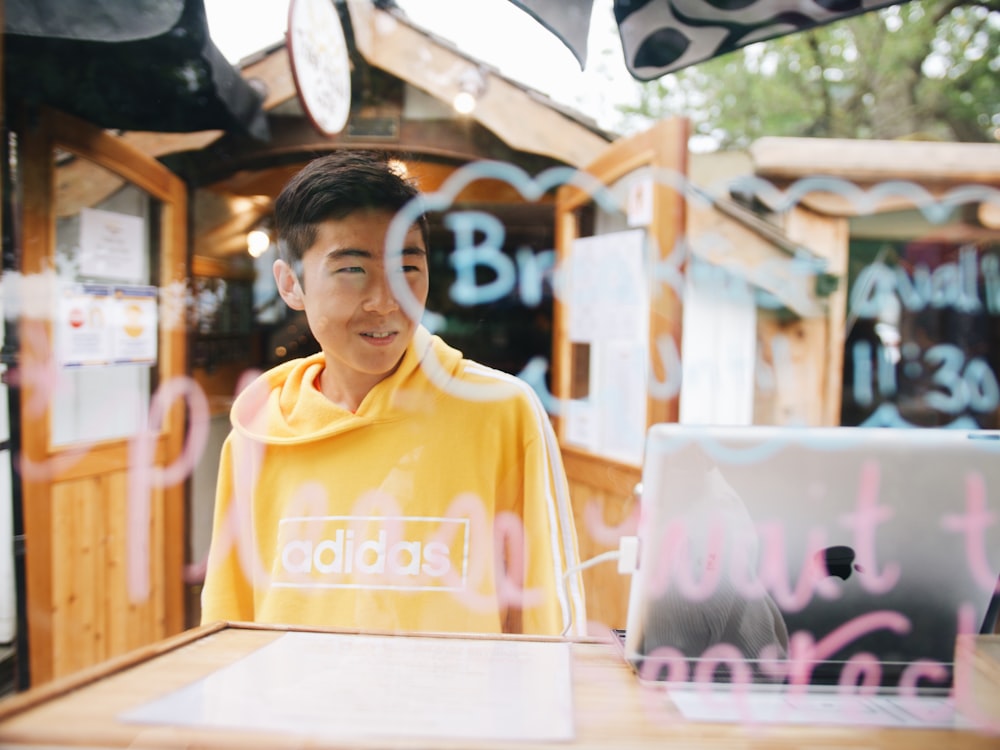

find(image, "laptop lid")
[622,424,1000,691]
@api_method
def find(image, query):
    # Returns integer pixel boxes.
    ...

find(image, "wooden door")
[17,108,188,685]
[552,118,689,632]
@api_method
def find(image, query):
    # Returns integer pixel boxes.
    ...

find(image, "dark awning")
[4,0,270,140]
[509,0,906,80]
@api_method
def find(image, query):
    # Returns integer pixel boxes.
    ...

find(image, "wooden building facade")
[3,0,999,688]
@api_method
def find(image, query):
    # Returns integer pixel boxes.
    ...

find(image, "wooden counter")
[0,622,996,749]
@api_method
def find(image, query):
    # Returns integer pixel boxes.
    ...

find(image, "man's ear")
[273,259,306,311]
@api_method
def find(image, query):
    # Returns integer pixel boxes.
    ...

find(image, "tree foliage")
[616,0,1000,147]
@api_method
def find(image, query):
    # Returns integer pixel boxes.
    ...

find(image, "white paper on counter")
[666,686,959,729]
[121,631,575,742]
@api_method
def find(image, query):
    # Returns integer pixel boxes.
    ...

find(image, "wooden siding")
[564,449,641,632]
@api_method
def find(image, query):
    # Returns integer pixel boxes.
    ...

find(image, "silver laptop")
[621,424,1000,693]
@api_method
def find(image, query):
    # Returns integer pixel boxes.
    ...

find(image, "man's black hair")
[273,150,429,270]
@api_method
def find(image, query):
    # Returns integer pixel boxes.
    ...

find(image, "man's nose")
[363,271,400,314]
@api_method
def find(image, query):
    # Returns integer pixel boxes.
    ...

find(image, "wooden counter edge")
[0,621,228,721]
[226,619,612,644]
[0,622,611,723]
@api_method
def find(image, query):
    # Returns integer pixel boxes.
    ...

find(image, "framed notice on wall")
[111,285,158,364]
[563,229,650,465]
[56,282,158,367]
[79,207,146,282]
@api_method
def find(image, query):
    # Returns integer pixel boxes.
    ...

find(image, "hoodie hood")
[230,325,464,445]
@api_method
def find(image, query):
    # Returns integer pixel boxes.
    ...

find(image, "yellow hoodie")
[201,326,587,636]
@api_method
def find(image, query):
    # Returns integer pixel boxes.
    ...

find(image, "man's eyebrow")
[324,248,372,261]
[324,246,426,261]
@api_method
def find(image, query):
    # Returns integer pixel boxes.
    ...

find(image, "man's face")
[275,208,429,398]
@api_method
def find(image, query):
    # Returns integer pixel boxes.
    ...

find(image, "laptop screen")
[622,424,1000,691]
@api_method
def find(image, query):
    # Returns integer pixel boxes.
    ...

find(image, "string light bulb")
[247,228,271,258]
[453,66,487,116]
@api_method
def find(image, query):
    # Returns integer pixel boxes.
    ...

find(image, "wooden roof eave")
[749,137,1000,218]
[346,0,611,169]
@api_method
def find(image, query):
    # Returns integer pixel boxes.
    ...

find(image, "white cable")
[559,536,640,637]
[563,549,621,581]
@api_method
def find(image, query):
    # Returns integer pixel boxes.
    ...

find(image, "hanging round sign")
[287,0,352,136]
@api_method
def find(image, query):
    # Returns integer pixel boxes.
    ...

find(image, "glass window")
[50,155,158,446]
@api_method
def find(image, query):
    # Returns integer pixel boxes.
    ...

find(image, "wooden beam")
[761,187,964,218]
[782,206,850,427]
[346,0,609,168]
[171,110,568,190]
[18,107,58,688]
[751,137,1000,186]
[243,47,298,112]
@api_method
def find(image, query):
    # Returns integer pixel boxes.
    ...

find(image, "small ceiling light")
[453,92,477,115]
[247,229,271,258]
[453,66,487,116]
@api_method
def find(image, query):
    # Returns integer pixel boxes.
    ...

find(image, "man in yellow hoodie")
[201,150,587,636]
